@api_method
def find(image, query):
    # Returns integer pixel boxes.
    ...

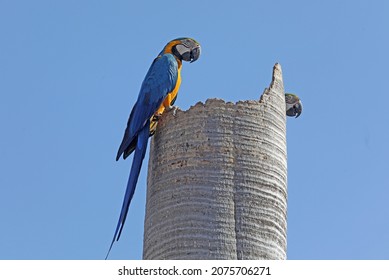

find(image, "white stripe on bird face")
[175,44,190,56]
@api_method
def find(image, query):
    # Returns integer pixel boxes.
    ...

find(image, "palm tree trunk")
[143,63,287,260]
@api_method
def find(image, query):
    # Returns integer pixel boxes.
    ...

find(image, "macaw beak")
[294,109,301,118]
[190,45,201,63]
[286,101,303,118]
[182,45,201,63]
[293,102,303,118]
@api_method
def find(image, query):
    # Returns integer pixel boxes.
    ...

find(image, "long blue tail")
[106,122,150,259]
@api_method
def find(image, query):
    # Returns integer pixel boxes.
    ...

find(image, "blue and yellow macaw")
[285,93,303,118]
[106,38,200,258]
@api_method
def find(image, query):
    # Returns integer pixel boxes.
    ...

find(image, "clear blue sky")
[1,0,388,260]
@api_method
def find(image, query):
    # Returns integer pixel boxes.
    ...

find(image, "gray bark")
[143,63,287,260]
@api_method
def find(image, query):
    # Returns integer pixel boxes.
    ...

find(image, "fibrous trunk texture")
[143,63,287,260]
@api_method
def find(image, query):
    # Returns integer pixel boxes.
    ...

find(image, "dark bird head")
[163,37,201,63]
[285,93,303,118]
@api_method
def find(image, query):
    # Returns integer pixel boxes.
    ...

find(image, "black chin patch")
[286,107,296,117]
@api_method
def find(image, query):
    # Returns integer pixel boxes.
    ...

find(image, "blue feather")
[106,121,150,259]
[116,54,178,160]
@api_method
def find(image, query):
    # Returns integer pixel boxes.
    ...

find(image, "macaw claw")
[152,114,162,122]
[166,105,179,117]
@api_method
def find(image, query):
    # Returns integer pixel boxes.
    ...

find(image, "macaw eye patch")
[175,44,190,55]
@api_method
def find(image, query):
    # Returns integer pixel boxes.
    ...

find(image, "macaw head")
[162,38,201,63]
[285,93,303,118]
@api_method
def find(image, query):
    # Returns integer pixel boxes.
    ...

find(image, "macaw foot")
[152,114,162,122]
[166,105,179,117]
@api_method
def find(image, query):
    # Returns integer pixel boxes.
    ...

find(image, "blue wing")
[106,53,178,259]
[116,54,178,161]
